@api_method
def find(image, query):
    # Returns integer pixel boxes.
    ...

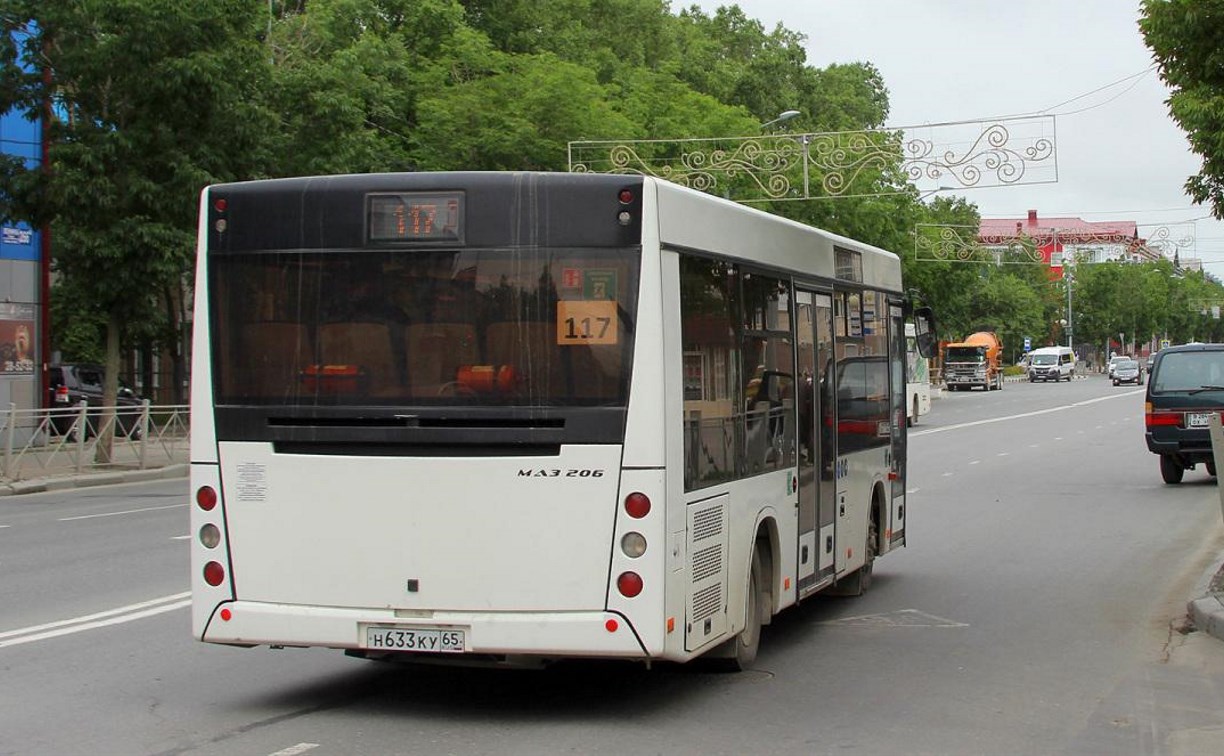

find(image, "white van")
[1028,346,1075,382]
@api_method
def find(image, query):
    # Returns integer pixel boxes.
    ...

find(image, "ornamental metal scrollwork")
[916,224,1044,264]
[1139,223,1196,259]
[568,115,1058,202]
[902,118,1056,187]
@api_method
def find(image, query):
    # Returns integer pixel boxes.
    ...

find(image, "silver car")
[1113,358,1143,386]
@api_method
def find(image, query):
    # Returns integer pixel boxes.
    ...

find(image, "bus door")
[888,301,907,547]
[796,289,837,595]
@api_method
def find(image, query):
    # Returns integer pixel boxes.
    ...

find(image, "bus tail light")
[203,561,226,587]
[621,532,647,558]
[196,486,217,511]
[624,492,651,518]
[199,523,221,549]
[616,571,643,598]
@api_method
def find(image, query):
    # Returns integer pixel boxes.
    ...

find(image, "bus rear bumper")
[200,601,651,659]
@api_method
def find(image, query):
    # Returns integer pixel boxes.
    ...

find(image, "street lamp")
[1064,270,1074,348]
[760,110,801,130]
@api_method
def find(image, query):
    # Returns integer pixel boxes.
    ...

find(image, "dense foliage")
[0,0,1221,416]
[1140,0,1224,219]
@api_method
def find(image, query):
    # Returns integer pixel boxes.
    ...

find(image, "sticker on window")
[556,300,617,346]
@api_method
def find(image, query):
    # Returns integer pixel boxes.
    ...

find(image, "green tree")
[0,0,276,458]
[1140,0,1224,219]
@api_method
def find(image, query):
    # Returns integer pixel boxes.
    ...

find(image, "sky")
[684,0,1223,271]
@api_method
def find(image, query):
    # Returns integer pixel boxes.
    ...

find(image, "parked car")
[1112,358,1142,386]
[1144,344,1224,483]
[48,364,145,439]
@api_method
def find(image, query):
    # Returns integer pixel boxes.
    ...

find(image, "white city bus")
[190,172,935,670]
[905,323,932,426]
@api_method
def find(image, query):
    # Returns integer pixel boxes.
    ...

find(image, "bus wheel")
[712,549,764,671]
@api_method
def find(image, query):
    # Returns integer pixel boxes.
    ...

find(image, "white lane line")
[969,460,981,465]
[997,452,1010,457]
[0,524,10,529]
[59,503,184,522]
[0,592,189,648]
[268,745,320,756]
[911,390,1142,437]
[941,472,954,477]
[171,535,191,540]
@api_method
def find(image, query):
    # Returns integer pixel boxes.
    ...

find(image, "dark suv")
[1144,344,1224,483]
[48,364,145,439]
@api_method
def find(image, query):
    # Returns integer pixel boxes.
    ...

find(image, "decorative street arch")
[568,115,1057,202]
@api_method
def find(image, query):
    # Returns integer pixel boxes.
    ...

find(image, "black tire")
[1160,455,1185,484]
[713,549,764,671]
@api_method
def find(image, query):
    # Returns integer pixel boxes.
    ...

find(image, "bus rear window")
[209,248,639,407]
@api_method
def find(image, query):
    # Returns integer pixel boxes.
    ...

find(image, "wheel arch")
[751,511,781,621]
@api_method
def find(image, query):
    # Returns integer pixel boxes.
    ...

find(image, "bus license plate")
[1187,413,1215,428]
[364,626,465,653]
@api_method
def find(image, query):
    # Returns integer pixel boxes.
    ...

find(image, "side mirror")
[912,306,937,358]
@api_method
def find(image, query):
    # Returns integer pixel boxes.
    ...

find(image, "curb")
[1188,551,1224,643]
[0,463,189,497]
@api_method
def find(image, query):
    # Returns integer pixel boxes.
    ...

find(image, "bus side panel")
[191,188,218,463]
[836,449,888,575]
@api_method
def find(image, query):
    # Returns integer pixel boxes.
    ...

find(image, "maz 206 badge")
[517,469,606,478]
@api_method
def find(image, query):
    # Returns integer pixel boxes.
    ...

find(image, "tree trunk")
[94,312,121,465]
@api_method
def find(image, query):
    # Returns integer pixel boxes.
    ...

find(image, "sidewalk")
[0,461,187,496]
[1189,557,1224,642]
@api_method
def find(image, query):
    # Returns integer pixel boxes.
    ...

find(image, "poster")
[0,303,35,374]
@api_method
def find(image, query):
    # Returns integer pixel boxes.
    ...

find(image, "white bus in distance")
[190,172,936,670]
[905,322,932,426]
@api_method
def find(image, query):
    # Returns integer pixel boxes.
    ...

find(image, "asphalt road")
[2,374,1224,755]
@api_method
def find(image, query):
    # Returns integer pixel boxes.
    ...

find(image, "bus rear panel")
[191,173,661,662]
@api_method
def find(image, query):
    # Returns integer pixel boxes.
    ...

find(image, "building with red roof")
[978,209,1161,277]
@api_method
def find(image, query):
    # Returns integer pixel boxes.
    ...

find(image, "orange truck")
[943,331,1004,391]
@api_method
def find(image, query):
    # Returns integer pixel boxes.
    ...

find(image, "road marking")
[820,609,968,628]
[268,745,320,756]
[996,452,1010,457]
[941,472,954,477]
[969,460,980,465]
[911,389,1143,437]
[0,592,189,648]
[171,535,191,540]
[59,503,184,522]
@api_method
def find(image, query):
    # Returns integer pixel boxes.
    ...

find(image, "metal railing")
[0,401,189,482]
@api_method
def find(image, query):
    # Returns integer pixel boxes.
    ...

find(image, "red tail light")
[203,561,225,587]
[624,492,651,518]
[54,385,69,403]
[616,572,643,598]
[1145,411,1182,428]
[196,486,217,511]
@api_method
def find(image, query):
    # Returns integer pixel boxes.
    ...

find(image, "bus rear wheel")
[712,549,764,671]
